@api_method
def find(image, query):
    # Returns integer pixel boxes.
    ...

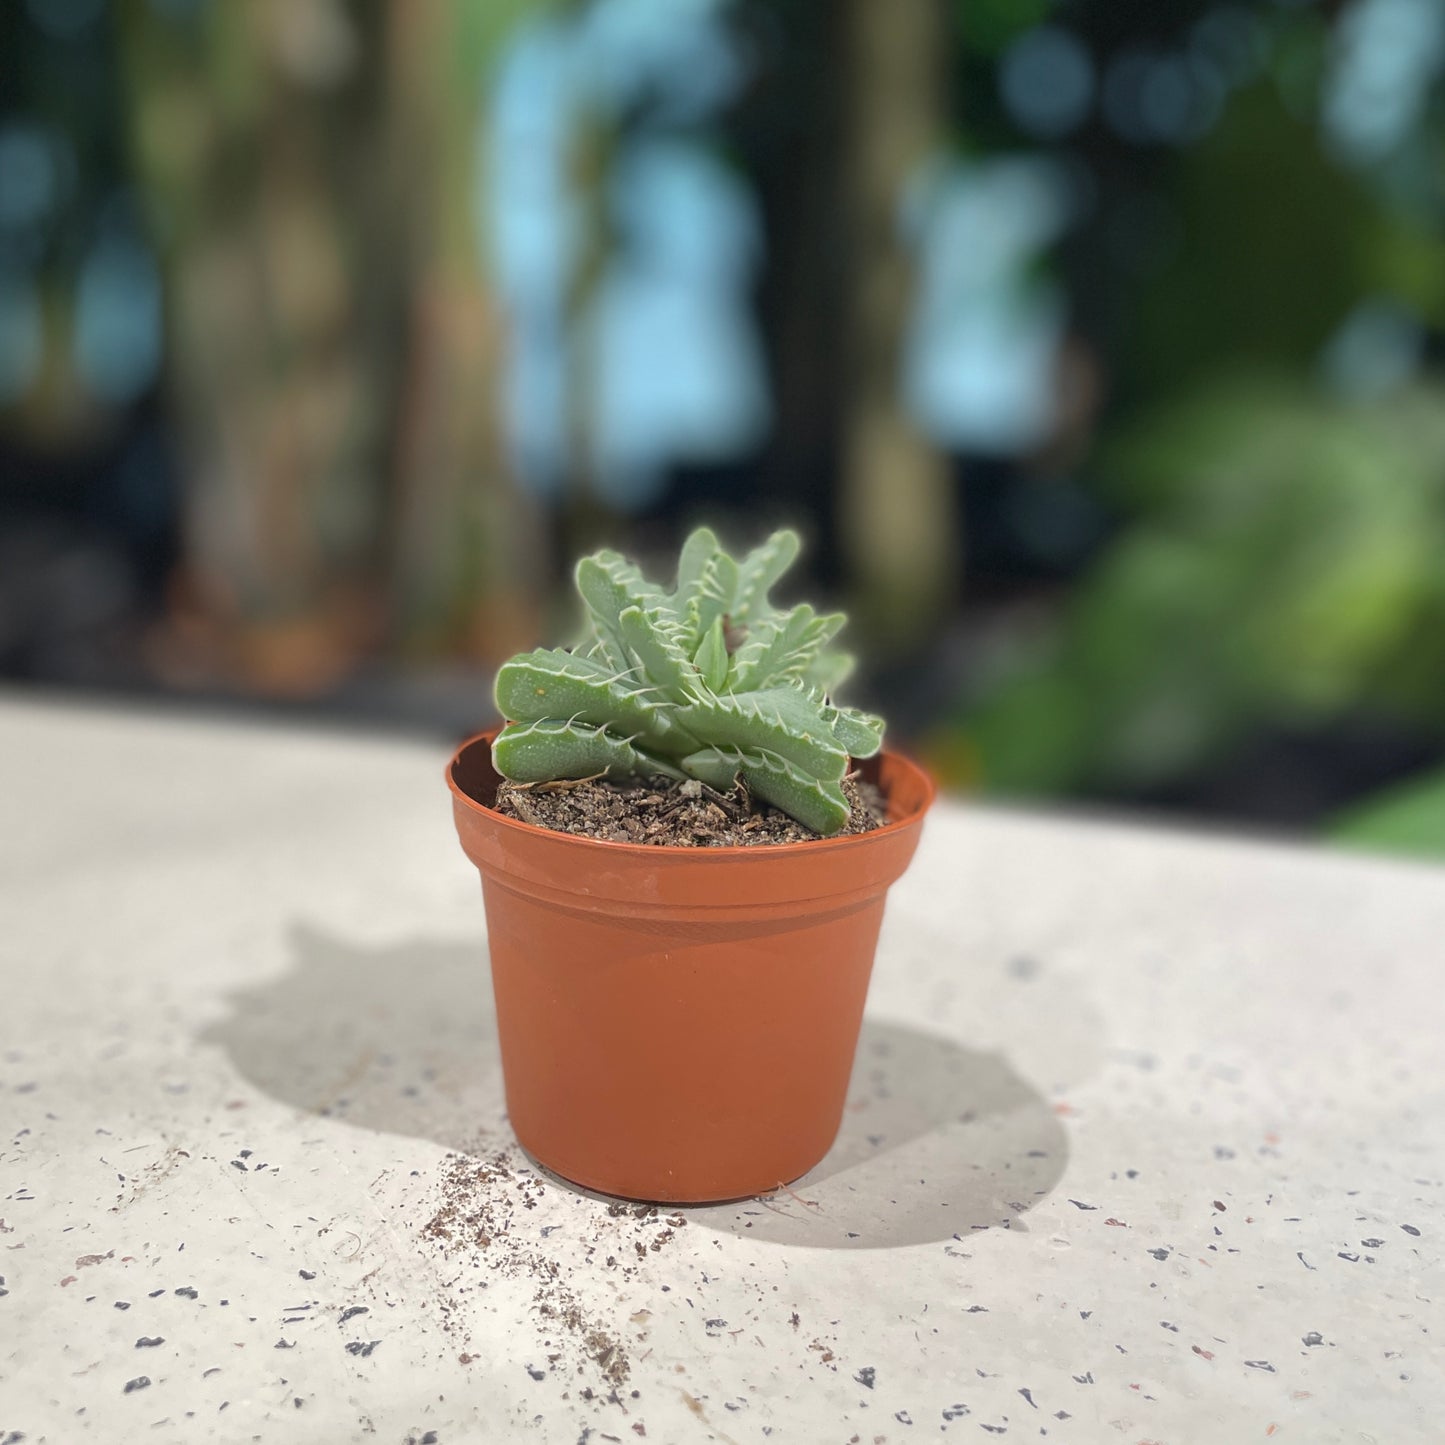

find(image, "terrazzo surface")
[1,693,1442,1444]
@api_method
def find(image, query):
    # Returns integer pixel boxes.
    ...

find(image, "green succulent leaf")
[492,719,685,783]
[673,687,847,783]
[617,604,697,704]
[672,527,721,611]
[822,702,885,758]
[680,746,850,835]
[677,746,743,791]
[494,648,675,748]
[732,529,801,622]
[693,614,731,693]
[685,550,740,646]
[576,552,668,673]
[741,751,851,835]
[732,604,846,691]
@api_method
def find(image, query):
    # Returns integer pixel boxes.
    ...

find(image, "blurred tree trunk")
[840,0,956,648]
[739,0,851,572]
[117,0,541,694]
[381,0,546,667]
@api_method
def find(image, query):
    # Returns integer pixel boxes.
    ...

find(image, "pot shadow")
[685,1020,1068,1250]
[203,926,1069,1250]
[201,923,509,1153]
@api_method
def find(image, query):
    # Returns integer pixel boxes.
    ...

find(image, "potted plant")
[447,527,935,1202]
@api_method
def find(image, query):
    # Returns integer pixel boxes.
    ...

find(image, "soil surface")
[494,771,887,846]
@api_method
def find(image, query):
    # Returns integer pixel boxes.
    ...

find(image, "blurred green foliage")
[1332,767,1445,859]
[1135,80,1445,400]
[964,381,1445,796]
[1134,85,1373,396]
[955,0,1052,58]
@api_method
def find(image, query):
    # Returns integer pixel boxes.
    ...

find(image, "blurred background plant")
[2,0,1443,855]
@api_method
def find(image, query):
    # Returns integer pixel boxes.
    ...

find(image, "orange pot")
[447,729,935,1202]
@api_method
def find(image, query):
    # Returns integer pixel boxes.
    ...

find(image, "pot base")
[516,1141,823,1208]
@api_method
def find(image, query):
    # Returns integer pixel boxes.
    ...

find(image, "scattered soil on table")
[494,771,887,846]
[420,1149,690,1391]
[422,1152,547,1267]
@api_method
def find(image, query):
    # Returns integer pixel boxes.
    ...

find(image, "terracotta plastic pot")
[447,729,935,1202]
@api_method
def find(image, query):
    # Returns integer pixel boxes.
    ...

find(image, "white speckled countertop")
[2,693,1442,1445]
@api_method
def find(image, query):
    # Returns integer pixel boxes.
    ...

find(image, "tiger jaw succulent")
[492,527,885,835]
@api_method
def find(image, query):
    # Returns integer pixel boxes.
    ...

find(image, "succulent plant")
[492,527,885,834]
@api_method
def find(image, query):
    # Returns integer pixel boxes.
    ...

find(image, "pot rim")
[446,727,937,858]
